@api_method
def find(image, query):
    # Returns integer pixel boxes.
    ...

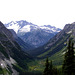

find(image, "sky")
[0,0,75,29]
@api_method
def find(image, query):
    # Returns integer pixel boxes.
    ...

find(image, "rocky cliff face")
[29,22,75,58]
[0,22,14,41]
[9,29,35,51]
[0,21,32,75]
[19,29,55,47]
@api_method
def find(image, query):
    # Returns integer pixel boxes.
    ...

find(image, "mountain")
[5,20,61,48]
[0,21,33,75]
[28,22,75,60]
[9,29,34,51]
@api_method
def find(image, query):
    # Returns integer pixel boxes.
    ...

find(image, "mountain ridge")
[5,20,61,48]
[9,29,35,51]
[0,21,33,75]
[5,20,61,34]
[28,22,75,59]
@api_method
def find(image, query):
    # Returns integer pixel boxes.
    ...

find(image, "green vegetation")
[43,57,49,75]
[42,38,75,75]
[43,57,58,75]
[48,47,66,66]
[0,67,11,75]
[0,67,3,74]
[62,38,75,75]
[12,63,43,75]
[12,64,26,75]
[37,33,70,58]
[27,37,75,75]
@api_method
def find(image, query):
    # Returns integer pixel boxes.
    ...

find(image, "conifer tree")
[43,57,58,75]
[48,61,53,75]
[52,67,58,75]
[62,38,75,75]
[43,57,49,75]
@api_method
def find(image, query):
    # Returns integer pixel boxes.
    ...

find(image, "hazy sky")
[0,0,75,29]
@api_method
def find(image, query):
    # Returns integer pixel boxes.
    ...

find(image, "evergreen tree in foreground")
[43,57,58,75]
[48,61,53,75]
[62,38,75,75]
[43,57,49,75]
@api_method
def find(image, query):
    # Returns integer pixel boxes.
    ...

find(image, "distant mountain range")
[5,20,61,48]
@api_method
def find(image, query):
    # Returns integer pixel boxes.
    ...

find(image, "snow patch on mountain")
[67,30,72,34]
[40,26,51,30]
[19,25,30,32]
[7,21,20,33]
[40,25,60,33]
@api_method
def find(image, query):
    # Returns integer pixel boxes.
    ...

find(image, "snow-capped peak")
[19,25,30,33]
[5,20,61,34]
[5,21,32,33]
[7,21,20,33]
[39,25,61,33]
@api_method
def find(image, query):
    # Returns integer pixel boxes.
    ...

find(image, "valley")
[0,21,75,75]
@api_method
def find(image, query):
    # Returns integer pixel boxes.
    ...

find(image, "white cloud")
[0,0,75,29]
